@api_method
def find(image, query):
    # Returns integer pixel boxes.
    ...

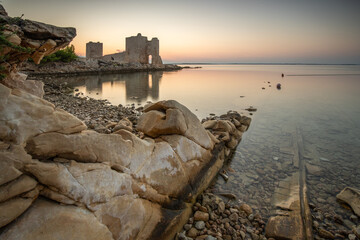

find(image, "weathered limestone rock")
[0,142,33,185]
[0,5,76,96]
[26,130,152,165]
[0,199,114,240]
[24,160,135,206]
[160,135,211,163]
[265,212,303,240]
[26,130,188,197]
[137,108,187,137]
[0,197,36,228]
[140,100,214,149]
[266,173,304,240]
[113,117,133,132]
[337,187,360,216]
[0,84,86,145]
[0,175,37,202]
[93,195,162,240]
[1,72,44,98]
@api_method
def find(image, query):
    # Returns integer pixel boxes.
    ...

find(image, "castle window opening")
[149,55,153,64]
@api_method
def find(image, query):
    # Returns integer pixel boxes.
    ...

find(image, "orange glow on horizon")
[9,0,355,64]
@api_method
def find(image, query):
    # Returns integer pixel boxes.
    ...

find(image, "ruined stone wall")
[102,51,126,62]
[147,38,163,65]
[99,33,163,66]
[86,42,103,59]
[125,33,149,64]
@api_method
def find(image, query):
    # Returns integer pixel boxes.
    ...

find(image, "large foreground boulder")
[0,80,251,239]
[138,100,214,149]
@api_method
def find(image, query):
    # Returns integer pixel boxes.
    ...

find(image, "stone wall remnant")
[85,42,103,59]
[101,33,163,66]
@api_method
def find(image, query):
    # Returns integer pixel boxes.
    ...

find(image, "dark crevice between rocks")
[148,142,233,239]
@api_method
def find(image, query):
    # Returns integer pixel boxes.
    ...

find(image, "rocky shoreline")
[21,59,183,79]
[0,6,258,239]
[43,81,266,240]
[2,4,359,240]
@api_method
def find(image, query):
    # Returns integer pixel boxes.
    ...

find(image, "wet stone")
[195,221,205,230]
[188,227,199,238]
[184,224,192,231]
[194,211,209,222]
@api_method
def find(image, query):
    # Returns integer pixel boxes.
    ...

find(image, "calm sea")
[60,64,360,221]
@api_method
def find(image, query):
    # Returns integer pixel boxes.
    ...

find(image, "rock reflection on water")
[53,71,163,105]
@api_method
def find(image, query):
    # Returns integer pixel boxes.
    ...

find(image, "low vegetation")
[0,17,33,80]
[40,45,78,64]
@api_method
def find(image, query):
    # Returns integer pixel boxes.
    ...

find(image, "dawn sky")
[3,0,360,64]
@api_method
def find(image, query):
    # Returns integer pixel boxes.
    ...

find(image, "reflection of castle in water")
[72,72,162,103]
[125,71,161,101]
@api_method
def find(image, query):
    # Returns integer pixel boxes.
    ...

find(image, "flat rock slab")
[336,187,360,217]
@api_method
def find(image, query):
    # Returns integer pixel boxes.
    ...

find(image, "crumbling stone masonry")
[98,33,163,66]
[86,42,103,59]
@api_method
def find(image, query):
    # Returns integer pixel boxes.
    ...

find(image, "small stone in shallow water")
[245,106,257,112]
[240,203,252,216]
[273,156,279,161]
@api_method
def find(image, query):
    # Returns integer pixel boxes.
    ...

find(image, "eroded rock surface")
[0,4,76,97]
[0,80,251,239]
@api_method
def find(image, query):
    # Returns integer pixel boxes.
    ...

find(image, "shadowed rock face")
[0,5,251,240]
[0,4,76,97]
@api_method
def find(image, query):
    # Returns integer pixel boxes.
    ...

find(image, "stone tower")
[125,33,163,65]
[86,42,103,59]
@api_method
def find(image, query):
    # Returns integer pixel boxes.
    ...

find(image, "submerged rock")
[337,187,360,217]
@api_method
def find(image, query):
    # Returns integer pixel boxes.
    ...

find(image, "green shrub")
[40,45,77,63]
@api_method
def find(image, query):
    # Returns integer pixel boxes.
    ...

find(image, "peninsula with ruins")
[20,33,182,77]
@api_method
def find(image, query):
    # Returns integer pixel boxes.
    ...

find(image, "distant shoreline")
[170,62,360,66]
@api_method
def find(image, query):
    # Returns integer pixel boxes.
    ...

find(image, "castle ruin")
[86,42,103,59]
[86,33,163,66]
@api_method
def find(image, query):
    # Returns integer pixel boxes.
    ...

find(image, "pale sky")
[2,0,360,64]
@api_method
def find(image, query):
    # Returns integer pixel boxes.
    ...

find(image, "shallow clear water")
[56,65,360,223]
